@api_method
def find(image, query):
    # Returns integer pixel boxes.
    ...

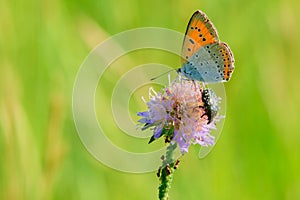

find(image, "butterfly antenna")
[150,69,176,81]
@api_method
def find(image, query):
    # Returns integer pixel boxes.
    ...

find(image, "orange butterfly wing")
[181,10,220,65]
[219,42,234,81]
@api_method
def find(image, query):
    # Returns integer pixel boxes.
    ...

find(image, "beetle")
[201,88,219,124]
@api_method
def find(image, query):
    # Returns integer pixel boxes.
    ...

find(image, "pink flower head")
[137,78,221,154]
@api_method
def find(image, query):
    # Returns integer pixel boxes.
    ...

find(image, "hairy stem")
[158,142,178,200]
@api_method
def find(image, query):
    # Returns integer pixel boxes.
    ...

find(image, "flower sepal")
[148,125,175,144]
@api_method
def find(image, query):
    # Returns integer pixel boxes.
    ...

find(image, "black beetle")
[201,89,219,124]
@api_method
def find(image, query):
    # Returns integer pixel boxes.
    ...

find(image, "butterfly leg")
[192,80,201,91]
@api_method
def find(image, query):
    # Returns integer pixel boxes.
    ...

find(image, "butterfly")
[177,10,235,83]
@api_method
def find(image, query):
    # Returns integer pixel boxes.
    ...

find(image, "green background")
[1,0,300,199]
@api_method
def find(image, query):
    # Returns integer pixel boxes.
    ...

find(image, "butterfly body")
[178,10,235,82]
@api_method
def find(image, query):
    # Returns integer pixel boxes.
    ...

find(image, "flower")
[137,78,221,154]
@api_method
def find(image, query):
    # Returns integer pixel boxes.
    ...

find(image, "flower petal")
[137,111,149,117]
[154,126,163,139]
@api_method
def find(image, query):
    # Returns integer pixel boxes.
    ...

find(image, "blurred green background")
[1,0,300,199]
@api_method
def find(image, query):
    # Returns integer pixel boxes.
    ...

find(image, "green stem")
[158,143,177,200]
